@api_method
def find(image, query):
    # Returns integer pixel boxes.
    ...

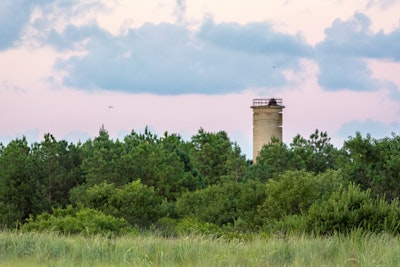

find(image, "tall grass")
[1,230,400,266]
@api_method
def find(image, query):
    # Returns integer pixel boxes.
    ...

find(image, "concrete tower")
[251,98,285,162]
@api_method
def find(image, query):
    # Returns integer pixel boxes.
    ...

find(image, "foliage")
[176,180,265,228]
[290,129,339,173]
[70,180,163,227]
[0,134,84,228]
[80,127,129,186]
[0,137,48,226]
[190,128,247,185]
[267,183,400,235]
[123,129,204,200]
[259,170,344,220]
[3,127,400,237]
[22,205,130,235]
[248,138,297,182]
[79,127,205,200]
[32,134,84,207]
[0,201,23,229]
[340,132,400,199]
[249,130,339,182]
[306,183,400,234]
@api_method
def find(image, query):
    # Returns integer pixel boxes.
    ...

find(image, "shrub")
[306,183,400,234]
[22,205,130,235]
[175,181,265,228]
[259,170,344,221]
[71,180,164,228]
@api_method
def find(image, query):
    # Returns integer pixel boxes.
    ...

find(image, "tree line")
[2,127,400,235]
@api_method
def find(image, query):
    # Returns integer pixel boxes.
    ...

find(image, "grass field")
[1,230,400,266]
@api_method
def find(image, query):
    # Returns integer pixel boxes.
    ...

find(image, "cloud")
[198,18,313,57]
[9,3,398,95]
[315,12,400,91]
[50,20,312,94]
[317,13,400,60]
[0,0,107,51]
[0,0,43,50]
[367,0,400,9]
[336,119,400,140]
[317,56,378,91]
[46,24,108,50]
[175,0,186,24]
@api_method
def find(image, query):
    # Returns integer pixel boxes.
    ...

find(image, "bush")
[71,180,164,228]
[305,183,400,234]
[259,170,344,221]
[22,205,130,235]
[175,181,265,228]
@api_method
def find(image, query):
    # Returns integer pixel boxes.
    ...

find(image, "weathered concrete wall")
[252,105,283,162]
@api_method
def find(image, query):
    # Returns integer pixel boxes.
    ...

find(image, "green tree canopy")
[340,132,400,199]
[248,130,339,182]
[0,138,46,226]
[189,128,247,185]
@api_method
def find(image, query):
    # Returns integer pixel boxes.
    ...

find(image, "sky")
[1,0,400,159]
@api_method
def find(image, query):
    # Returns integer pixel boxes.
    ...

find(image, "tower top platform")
[251,98,284,108]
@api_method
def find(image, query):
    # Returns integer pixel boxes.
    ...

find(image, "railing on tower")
[252,98,283,107]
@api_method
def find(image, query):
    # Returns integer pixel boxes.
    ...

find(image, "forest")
[2,126,400,236]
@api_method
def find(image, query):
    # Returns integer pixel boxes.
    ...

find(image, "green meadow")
[1,230,400,267]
